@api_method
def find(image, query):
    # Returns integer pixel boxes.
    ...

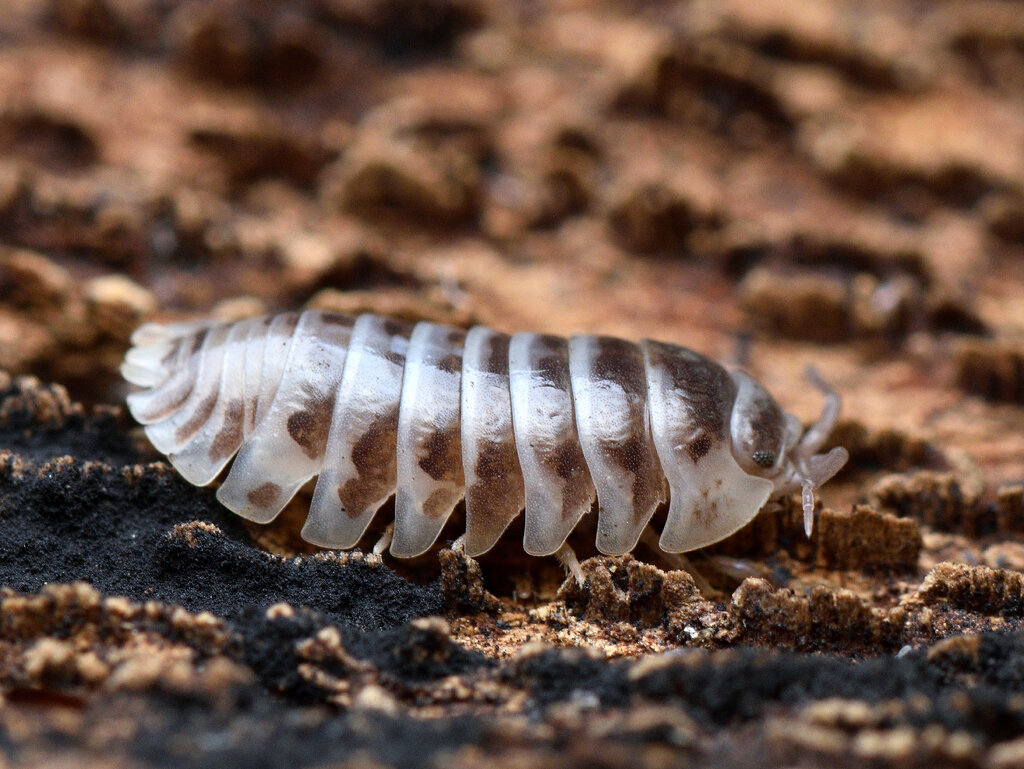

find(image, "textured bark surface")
[2,1,1024,766]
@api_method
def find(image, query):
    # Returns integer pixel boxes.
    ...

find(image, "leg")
[554,542,585,587]
[372,523,394,555]
[703,554,771,583]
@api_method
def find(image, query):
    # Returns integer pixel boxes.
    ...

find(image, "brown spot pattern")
[535,353,570,389]
[475,440,515,481]
[245,391,259,434]
[286,392,335,460]
[601,432,649,478]
[591,336,644,388]
[548,440,592,519]
[423,488,455,520]
[382,318,411,338]
[140,377,194,422]
[602,433,661,525]
[418,422,463,485]
[484,333,510,373]
[174,391,218,443]
[467,441,523,522]
[528,334,570,388]
[276,313,300,333]
[339,408,400,518]
[320,312,356,326]
[437,353,462,374]
[553,440,584,480]
[692,496,719,529]
[686,433,713,463]
[247,482,281,508]
[188,328,209,357]
[209,399,245,461]
[645,340,735,438]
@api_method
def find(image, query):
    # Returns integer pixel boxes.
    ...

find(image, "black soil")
[4,388,1024,767]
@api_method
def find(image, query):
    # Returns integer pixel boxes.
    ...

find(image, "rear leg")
[554,542,585,587]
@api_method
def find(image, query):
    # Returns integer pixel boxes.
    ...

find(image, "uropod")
[121,310,849,575]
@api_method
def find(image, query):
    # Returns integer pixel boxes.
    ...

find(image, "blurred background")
[0,0,1023,487]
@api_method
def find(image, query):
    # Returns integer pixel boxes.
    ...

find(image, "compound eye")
[751,449,777,469]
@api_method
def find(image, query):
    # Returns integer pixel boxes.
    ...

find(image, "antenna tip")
[802,480,816,538]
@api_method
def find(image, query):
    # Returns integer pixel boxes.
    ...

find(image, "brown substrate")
[3,0,1024,766]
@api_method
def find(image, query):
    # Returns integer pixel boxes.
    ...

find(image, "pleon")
[641,340,773,553]
[460,326,525,557]
[390,322,466,558]
[568,335,665,556]
[121,340,178,387]
[216,311,354,524]
[303,314,411,549]
[509,332,596,557]
[125,330,207,424]
[143,325,230,454]
[167,319,257,485]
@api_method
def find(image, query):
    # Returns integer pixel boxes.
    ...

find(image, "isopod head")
[729,367,849,537]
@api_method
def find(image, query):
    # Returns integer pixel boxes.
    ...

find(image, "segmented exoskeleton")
[121,310,848,561]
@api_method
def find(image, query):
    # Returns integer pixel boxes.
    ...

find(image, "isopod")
[121,310,848,566]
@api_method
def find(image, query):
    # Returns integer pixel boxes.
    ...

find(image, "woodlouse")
[121,310,848,568]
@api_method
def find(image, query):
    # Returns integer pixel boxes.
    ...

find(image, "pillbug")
[121,310,848,565]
